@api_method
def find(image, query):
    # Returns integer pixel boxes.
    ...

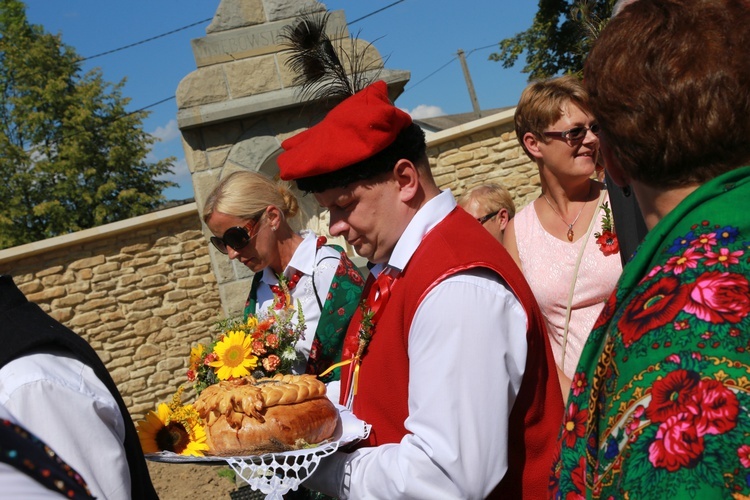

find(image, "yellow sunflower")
[189,343,205,369]
[136,402,209,457]
[209,329,258,380]
[246,315,258,330]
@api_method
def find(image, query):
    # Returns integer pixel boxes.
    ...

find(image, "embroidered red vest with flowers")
[339,207,564,500]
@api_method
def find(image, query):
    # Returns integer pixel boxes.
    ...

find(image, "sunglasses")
[209,218,260,255]
[477,211,499,225]
[543,123,601,142]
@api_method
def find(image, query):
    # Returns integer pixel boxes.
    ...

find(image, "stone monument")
[176,0,409,315]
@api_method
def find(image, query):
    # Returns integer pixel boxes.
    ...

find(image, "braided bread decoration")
[194,374,339,455]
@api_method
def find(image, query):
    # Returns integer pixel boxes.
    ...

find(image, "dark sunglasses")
[209,218,260,255]
[477,211,499,225]
[543,123,601,142]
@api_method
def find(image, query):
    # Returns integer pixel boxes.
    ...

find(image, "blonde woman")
[203,171,364,397]
[458,183,516,245]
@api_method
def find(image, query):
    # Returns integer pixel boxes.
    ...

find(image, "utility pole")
[457,49,482,119]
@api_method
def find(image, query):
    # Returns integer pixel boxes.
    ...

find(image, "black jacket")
[0,275,158,499]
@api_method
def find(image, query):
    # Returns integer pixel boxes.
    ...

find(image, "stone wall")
[0,204,219,419]
[427,108,540,211]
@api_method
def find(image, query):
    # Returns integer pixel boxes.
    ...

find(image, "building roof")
[413,107,513,133]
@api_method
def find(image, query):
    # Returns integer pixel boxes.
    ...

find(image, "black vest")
[0,275,158,499]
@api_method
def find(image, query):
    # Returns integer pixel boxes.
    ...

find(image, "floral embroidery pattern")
[553,216,750,500]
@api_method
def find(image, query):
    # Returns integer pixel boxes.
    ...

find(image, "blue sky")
[24,1,539,201]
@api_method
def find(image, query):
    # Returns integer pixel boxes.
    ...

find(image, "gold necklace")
[542,193,588,242]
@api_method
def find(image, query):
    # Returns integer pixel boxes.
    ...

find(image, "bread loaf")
[194,374,339,455]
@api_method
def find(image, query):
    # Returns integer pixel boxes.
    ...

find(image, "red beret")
[278,81,413,180]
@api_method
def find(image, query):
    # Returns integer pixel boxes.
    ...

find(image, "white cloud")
[150,119,181,143]
[161,157,191,184]
[159,157,195,200]
[406,104,445,120]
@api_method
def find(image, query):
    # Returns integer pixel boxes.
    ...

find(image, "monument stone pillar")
[176,0,410,316]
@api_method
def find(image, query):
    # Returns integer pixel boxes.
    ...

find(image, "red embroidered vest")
[339,207,563,499]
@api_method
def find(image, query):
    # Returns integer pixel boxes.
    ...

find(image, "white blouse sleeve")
[0,353,131,500]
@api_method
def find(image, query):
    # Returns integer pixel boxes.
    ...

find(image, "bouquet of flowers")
[187,282,307,394]
[137,279,307,456]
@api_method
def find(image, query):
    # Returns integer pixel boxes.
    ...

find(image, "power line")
[80,0,407,64]
[78,2,409,116]
[22,96,176,155]
[468,43,500,56]
[402,56,458,94]
[21,3,410,154]
[403,42,500,95]
[347,0,406,25]
[79,18,213,62]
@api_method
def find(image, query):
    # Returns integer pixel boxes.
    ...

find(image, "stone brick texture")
[428,123,541,210]
[0,212,220,419]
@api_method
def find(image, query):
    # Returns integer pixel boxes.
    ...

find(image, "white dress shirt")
[308,190,529,499]
[255,230,343,401]
[0,349,131,500]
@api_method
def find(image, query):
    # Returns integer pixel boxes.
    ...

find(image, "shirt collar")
[262,230,317,283]
[385,190,456,273]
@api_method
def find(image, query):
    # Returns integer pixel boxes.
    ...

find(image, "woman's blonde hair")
[202,170,299,223]
[458,183,516,219]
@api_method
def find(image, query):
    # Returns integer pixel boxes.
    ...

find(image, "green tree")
[489,0,614,80]
[0,0,176,249]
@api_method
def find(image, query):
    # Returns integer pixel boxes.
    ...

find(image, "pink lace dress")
[514,192,622,379]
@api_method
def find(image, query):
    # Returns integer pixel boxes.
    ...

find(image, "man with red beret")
[278,80,563,499]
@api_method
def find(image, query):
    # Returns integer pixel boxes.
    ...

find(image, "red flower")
[617,276,690,347]
[309,339,320,360]
[646,369,700,423]
[691,379,739,436]
[673,319,690,331]
[335,262,347,276]
[646,265,663,280]
[592,290,618,331]
[265,333,279,349]
[251,340,266,356]
[566,456,587,500]
[690,232,717,251]
[625,407,644,436]
[186,369,196,382]
[663,247,702,275]
[348,268,365,285]
[262,354,281,372]
[648,412,704,471]
[596,231,619,256]
[704,247,743,268]
[549,446,561,495]
[571,372,588,397]
[562,403,589,448]
[256,318,275,333]
[684,271,750,324]
[738,444,750,468]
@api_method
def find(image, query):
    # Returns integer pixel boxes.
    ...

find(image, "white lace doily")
[226,440,340,499]
[147,406,370,499]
